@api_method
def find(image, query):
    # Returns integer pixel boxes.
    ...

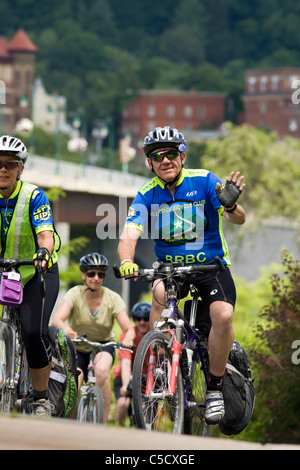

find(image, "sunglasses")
[0,160,21,170]
[150,149,180,162]
[133,317,149,322]
[85,271,105,279]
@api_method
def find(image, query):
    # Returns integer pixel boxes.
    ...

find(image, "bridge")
[23,155,153,310]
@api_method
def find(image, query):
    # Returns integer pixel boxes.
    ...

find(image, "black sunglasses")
[150,149,180,162]
[85,271,105,279]
[133,317,149,322]
[0,160,21,170]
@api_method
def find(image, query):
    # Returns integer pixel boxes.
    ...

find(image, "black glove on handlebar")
[33,247,53,270]
[215,180,242,209]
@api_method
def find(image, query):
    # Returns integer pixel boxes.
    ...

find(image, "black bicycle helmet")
[0,135,28,162]
[79,252,108,272]
[131,302,151,319]
[143,126,187,157]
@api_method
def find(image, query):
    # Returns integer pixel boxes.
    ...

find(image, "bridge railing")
[26,154,148,188]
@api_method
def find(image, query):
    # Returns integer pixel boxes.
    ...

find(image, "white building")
[32,78,68,134]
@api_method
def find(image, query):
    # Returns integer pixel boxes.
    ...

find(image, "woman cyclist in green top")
[52,252,135,423]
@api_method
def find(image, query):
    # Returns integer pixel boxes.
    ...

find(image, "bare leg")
[208,301,234,376]
[116,396,131,426]
[150,279,166,329]
[94,351,113,423]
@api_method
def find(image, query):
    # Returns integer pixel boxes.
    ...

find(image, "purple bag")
[0,272,23,307]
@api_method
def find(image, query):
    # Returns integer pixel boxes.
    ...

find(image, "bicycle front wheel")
[77,385,104,424]
[132,330,184,434]
[0,322,14,413]
[184,348,210,436]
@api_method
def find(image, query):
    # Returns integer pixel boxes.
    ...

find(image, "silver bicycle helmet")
[143,126,187,157]
[79,252,109,272]
[131,302,151,319]
[0,135,28,163]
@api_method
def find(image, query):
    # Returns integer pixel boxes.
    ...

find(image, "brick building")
[121,89,225,163]
[243,68,300,137]
[0,28,38,133]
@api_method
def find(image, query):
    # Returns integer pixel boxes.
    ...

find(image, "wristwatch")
[224,203,237,213]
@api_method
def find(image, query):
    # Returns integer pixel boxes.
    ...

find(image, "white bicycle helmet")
[0,135,28,163]
[143,126,187,157]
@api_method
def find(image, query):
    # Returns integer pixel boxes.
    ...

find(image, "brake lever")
[37,260,46,298]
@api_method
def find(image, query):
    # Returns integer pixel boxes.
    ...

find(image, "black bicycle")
[0,257,45,414]
[114,257,225,436]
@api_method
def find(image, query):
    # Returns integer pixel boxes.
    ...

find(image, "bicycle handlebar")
[72,335,135,353]
[0,258,35,268]
[113,256,225,282]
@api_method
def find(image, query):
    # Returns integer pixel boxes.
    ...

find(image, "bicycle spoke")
[184,353,210,436]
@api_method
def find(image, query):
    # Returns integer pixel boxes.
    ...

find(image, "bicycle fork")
[145,328,183,397]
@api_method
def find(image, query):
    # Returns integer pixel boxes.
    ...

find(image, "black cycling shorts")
[20,263,59,369]
[76,344,115,383]
[180,267,236,311]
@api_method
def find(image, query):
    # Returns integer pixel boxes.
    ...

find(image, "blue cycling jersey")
[125,168,231,266]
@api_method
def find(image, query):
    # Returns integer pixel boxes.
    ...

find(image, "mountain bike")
[0,257,45,414]
[72,335,133,424]
[114,257,225,436]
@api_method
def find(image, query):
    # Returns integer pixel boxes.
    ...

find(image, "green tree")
[201,123,300,226]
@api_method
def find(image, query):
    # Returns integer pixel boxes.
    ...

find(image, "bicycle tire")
[184,347,210,436]
[77,385,104,424]
[132,330,184,434]
[0,322,14,413]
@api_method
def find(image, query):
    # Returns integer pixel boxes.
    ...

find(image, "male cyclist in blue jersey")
[0,135,60,417]
[117,126,246,425]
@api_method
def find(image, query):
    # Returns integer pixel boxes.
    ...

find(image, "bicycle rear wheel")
[184,347,210,436]
[0,322,14,413]
[77,385,104,424]
[132,330,184,434]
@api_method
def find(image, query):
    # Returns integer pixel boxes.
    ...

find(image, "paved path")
[0,416,298,451]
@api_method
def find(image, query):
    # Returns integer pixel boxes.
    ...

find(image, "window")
[14,69,21,87]
[198,106,206,118]
[260,76,268,93]
[259,103,267,114]
[147,105,156,118]
[271,75,279,91]
[167,105,175,118]
[289,119,298,132]
[248,76,256,93]
[184,105,193,118]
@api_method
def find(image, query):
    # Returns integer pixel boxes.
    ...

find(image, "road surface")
[0,415,298,451]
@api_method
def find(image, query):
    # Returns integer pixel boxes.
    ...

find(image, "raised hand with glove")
[216,171,245,212]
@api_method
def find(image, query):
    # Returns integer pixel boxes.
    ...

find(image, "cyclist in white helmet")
[118,126,246,425]
[0,135,61,417]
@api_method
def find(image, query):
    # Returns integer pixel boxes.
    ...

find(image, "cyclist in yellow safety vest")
[0,135,60,417]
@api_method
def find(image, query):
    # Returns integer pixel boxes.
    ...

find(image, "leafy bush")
[251,250,300,443]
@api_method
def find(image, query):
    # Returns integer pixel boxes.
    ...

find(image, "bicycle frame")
[146,296,209,402]
[114,256,224,432]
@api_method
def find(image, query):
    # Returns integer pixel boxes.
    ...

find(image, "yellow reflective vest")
[0,182,60,285]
